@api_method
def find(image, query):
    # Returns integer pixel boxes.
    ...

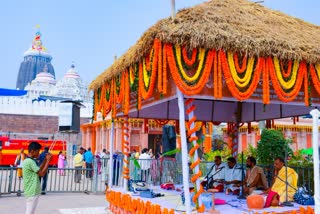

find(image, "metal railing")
[0,160,108,196]
[0,158,315,196]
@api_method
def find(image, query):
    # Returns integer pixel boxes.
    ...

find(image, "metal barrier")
[0,164,108,196]
[1,158,315,197]
[111,157,183,187]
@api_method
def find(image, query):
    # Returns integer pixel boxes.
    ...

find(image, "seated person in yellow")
[264,157,298,207]
[244,157,268,195]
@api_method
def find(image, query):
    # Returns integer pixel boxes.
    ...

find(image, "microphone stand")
[238,152,246,199]
[205,163,215,190]
[282,142,293,207]
[205,165,225,190]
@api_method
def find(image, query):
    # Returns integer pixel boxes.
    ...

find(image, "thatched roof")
[90,0,320,90]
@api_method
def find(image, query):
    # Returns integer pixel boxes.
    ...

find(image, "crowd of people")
[204,155,298,207]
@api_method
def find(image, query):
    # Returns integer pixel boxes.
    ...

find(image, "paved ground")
[0,192,111,214]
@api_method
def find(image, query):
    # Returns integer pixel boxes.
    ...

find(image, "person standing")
[14,148,27,179]
[139,148,151,182]
[100,150,109,182]
[73,147,84,183]
[38,146,49,195]
[23,142,52,214]
[83,148,94,179]
[57,151,66,176]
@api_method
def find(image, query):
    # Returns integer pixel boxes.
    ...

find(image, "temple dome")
[64,64,81,79]
[49,64,90,101]
[24,65,56,99]
[32,66,56,85]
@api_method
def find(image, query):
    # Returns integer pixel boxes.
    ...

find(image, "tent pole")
[123,117,129,191]
[108,120,115,188]
[310,109,320,213]
[177,88,191,214]
[186,100,203,208]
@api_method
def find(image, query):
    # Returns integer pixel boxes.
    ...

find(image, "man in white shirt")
[139,148,151,182]
[224,157,243,195]
[205,156,226,192]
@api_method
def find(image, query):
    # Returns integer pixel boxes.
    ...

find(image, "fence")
[0,159,108,196]
[0,157,315,197]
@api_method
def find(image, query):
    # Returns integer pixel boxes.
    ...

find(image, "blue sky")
[0,0,319,89]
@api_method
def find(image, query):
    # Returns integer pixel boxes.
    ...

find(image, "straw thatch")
[89,0,320,90]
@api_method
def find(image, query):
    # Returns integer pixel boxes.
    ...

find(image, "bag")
[293,186,315,205]
[128,179,149,193]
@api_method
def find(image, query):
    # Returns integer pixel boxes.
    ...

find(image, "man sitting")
[244,157,268,195]
[264,157,298,207]
[205,156,226,192]
[224,157,242,195]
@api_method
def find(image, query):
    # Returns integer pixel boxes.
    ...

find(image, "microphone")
[274,174,297,191]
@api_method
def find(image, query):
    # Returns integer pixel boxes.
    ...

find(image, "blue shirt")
[83,151,93,163]
[38,151,48,165]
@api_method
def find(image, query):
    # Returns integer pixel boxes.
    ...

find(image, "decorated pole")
[186,98,204,212]
[310,109,320,213]
[122,117,130,191]
[108,120,115,188]
[177,89,192,214]
[172,1,191,213]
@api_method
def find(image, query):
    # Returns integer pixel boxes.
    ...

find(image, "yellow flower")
[175,45,205,83]
[227,51,254,88]
[273,57,298,90]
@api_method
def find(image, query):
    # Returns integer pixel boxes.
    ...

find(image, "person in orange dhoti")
[264,157,298,207]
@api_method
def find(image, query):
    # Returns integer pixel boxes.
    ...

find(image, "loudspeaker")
[58,101,82,132]
[162,125,176,157]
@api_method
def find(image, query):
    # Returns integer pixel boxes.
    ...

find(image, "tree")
[257,129,292,165]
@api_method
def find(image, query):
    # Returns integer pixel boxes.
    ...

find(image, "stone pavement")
[0,192,111,214]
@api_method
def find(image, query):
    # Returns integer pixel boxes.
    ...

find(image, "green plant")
[237,144,258,163]
[257,129,293,165]
[203,147,232,162]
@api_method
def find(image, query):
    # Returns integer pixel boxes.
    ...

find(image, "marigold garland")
[262,59,270,104]
[233,53,247,73]
[182,46,198,67]
[94,40,318,118]
[158,40,163,93]
[139,39,160,100]
[227,51,255,88]
[220,50,262,101]
[310,64,320,94]
[166,43,214,95]
[175,44,205,83]
[280,60,293,78]
[217,49,223,98]
[122,118,130,180]
[273,57,299,90]
[106,190,176,213]
[185,98,205,213]
[213,50,218,98]
[268,57,306,102]
[123,70,130,115]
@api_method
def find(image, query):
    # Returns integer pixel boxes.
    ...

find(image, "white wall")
[0,96,93,118]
